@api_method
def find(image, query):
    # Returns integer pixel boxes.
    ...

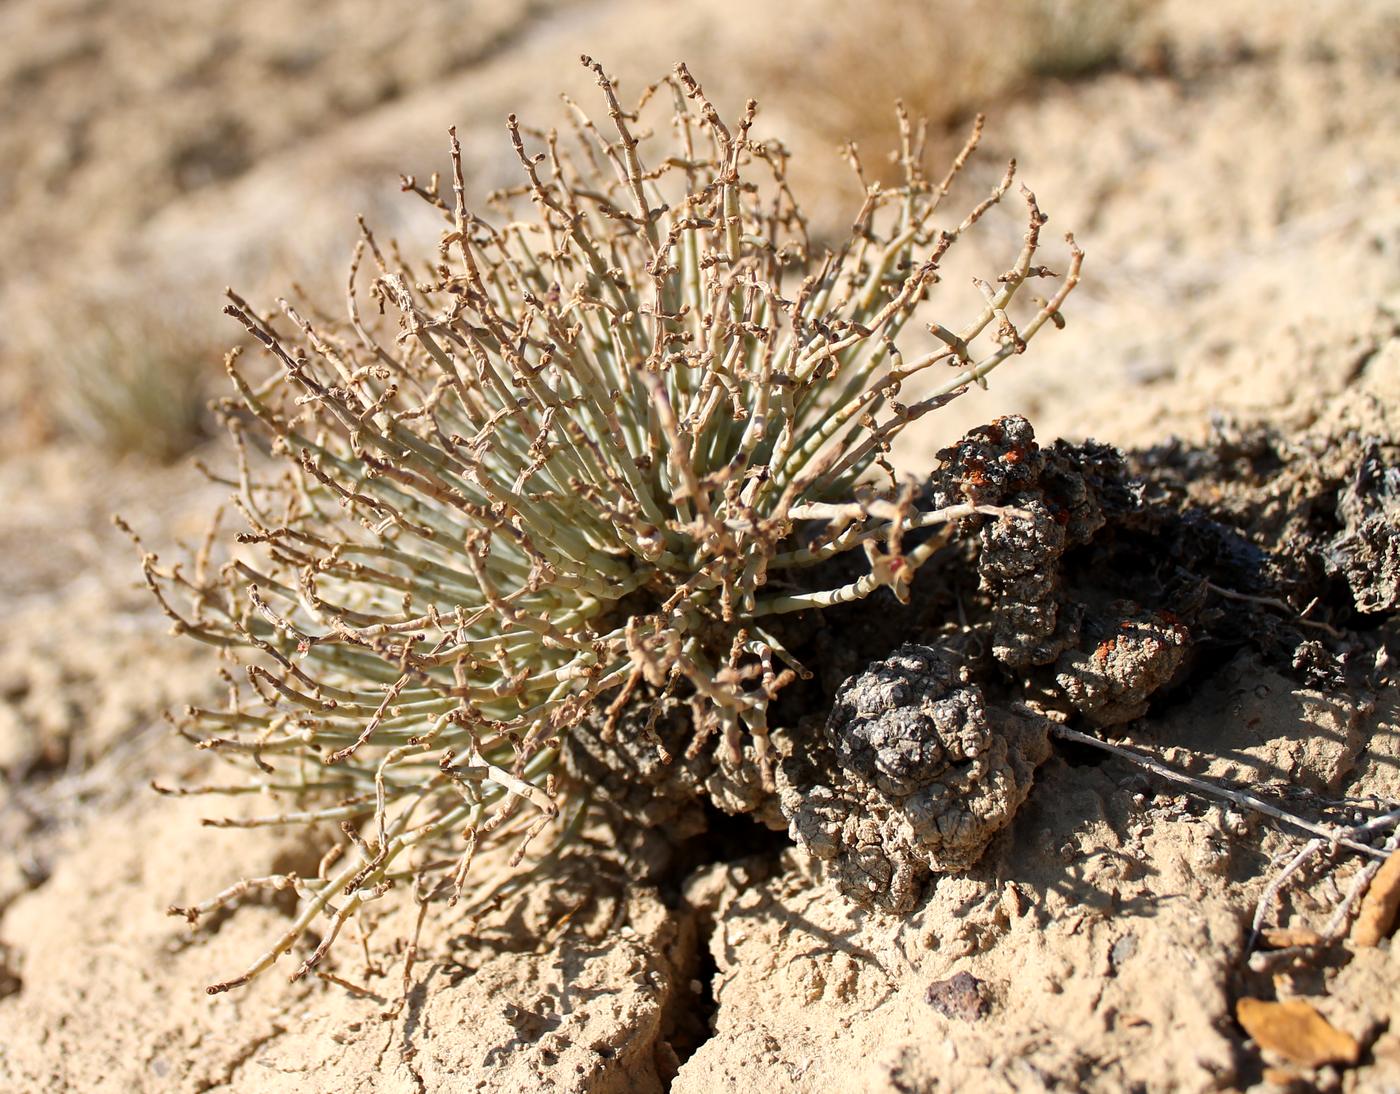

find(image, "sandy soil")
[1,1,1398,1091]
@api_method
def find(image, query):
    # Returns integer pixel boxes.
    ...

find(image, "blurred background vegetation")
[0,0,1151,463]
[4,0,1396,466]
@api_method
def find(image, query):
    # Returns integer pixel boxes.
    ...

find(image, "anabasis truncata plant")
[134,58,1080,993]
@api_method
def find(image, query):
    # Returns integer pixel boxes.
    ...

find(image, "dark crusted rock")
[1053,606,1192,727]
[1291,638,1349,690]
[777,644,1051,913]
[824,645,968,797]
[562,693,711,840]
[931,415,1042,508]
[705,743,787,829]
[928,415,1137,669]
[977,503,1080,667]
[1328,441,1400,612]
[1133,419,1400,627]
[1041,437,1139,544]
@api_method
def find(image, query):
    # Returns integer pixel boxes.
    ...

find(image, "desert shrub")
[132,57,1079,992]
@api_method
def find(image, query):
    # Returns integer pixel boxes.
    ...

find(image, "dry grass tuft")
[13,287,220,462]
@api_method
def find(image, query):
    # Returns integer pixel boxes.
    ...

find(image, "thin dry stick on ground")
[1038,718,1398,953]
[1049,724,1395,861]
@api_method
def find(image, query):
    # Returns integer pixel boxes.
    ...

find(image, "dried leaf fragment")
[1236,997,1360,1069]
[1352,850,1400,947]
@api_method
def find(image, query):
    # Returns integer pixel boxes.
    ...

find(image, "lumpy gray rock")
[1054,606,1192,727]
[778,644,1051,913]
